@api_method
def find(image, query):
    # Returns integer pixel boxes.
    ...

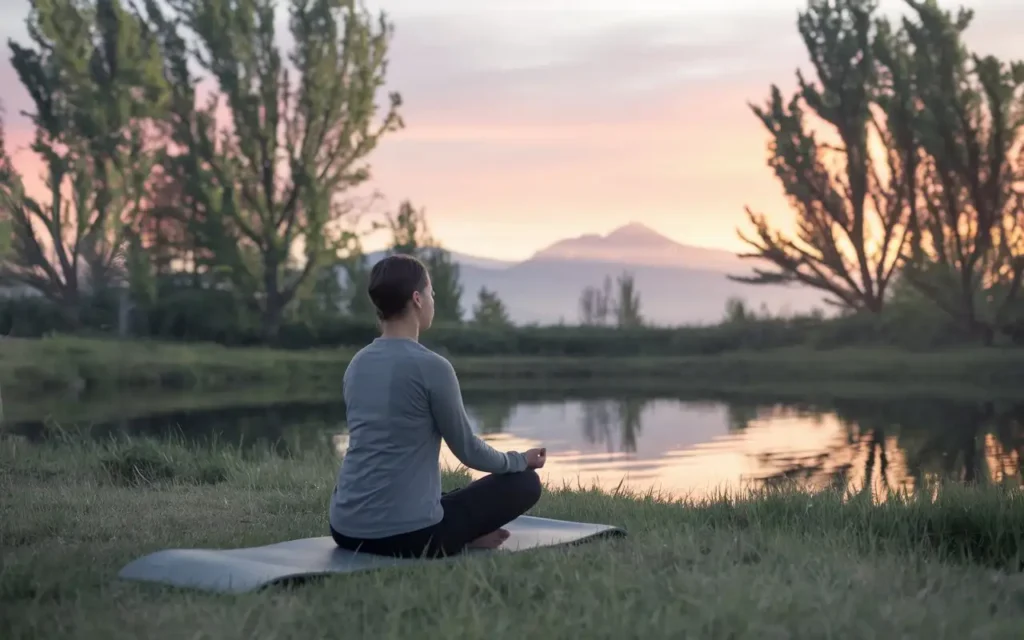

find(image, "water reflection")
[6,391,1024,499]
[578,398,646,454]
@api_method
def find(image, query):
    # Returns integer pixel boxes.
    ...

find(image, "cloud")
[2,0,1023,260]
[385,11,806,130]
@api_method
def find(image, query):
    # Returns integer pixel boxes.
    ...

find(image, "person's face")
[411,274,435,329]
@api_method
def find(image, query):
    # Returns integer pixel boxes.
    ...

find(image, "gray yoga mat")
[118,515,626,594]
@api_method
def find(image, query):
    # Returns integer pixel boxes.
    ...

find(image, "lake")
[7,389,1024,498]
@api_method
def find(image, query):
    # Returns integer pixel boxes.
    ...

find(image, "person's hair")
[367,253,429,320]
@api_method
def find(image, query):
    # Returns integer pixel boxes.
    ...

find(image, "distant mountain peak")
[528,222,743,272]
[605,221,664,240]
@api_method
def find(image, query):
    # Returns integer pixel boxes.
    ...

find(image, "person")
[328,253,547,558]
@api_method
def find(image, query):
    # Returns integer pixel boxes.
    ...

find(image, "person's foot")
[468,528,511,550]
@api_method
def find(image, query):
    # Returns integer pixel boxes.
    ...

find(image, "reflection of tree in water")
[581,401,614,452]
[756,397,1024,497]
[580,397,648,453]
[725,402,761,432]
[467,401,515,435]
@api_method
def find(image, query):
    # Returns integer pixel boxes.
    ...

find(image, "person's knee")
[516,468,542,507]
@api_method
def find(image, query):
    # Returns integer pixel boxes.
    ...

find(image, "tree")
[472,287,511,327]
[579,276,613,325]
[579,287,597,325]
[0,0,169,323]
[733,0,913,313]
[384,200,463,322]
[143,0,403,340]
[337,248,375,319]
[579,273,637,326]
[613,271,642,327]
[597,275,612,324]
[723,296,752,324]
[0,111,15,266]
[892,1,1024,343]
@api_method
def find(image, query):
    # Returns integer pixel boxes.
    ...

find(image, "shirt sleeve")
[423,354,528,474]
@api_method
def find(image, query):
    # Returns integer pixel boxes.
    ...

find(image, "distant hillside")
[456,260,826,326]
[356,224,828,326]
[531,222,747,273]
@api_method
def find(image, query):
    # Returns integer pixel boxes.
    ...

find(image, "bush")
[0,287,993,357]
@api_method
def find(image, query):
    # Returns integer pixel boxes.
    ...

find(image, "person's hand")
[525,447,547,469]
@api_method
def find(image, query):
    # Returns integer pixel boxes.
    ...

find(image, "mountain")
[530,222,747,273]
[455,260,826,326]
[364,250,513,270]
[350,224,828,326]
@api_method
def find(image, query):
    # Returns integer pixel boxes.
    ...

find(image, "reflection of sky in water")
[313,396,1024,499]
[436,399,884,499]
[431,399,918,498]
[15,390,1011,501]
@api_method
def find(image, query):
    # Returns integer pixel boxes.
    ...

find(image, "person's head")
[367,253,434,333]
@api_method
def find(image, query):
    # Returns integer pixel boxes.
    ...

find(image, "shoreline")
[3,336,1024,403]
[4,377,1023,427]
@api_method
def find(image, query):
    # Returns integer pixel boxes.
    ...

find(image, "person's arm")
[424,355,528,474]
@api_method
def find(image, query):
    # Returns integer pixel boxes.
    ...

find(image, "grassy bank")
[4,336,1024,403]
[3,434,1024,639]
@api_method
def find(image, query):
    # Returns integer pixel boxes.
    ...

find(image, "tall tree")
[337,248,375,318]
[0,110,15,267]
[471,287,511,328]
[143,0,402,340]
[893,1,1024,343]
[578,286,599,325]
[723,296,752,324]
[578,275,615,325]
[613,271,642,327]
[385,200,464,323]
[0,0,168,323]
[732,0,912,313]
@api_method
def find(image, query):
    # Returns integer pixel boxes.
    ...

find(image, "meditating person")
[328,253,547,558]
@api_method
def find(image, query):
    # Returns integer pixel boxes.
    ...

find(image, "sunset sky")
[2,0,1022,260]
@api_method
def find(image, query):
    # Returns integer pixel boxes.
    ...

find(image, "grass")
[4,335,1024,404]
[4,433,1024,639]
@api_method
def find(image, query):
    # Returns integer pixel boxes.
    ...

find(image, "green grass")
[4,433,1024,639]
[4,335,1024,404]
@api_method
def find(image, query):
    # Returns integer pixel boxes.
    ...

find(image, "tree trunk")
[261,297,284,344]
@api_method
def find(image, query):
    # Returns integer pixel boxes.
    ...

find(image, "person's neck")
[379,318,420,342]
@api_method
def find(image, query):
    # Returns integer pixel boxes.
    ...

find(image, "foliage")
[385,200,464,322]
[612,271,643,327]
[735,0,1024,336]
[471,287,511,328]
[140,0,403,339]
[0,0,169,324]
[2,0,1021,350]
[579,276,613,325]
[0,287,993,358]
[891,1,1024,343]
[579,272,643,327]
[735,0,908,312]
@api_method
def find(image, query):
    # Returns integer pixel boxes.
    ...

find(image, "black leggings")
[330,469,543,558]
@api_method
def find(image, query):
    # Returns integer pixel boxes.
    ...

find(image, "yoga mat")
[117,515,626,594]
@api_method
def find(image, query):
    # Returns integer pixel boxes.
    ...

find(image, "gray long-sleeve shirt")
[329,337,528,539]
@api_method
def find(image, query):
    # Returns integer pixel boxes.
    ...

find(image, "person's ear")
[411,291,422,309]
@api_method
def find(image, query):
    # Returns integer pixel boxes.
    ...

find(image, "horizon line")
[358,220,748,263]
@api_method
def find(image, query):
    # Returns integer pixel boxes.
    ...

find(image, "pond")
[7,389,1024,498]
